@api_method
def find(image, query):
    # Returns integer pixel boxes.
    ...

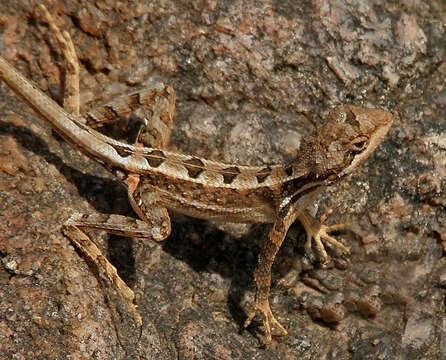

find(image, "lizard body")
[0,5,393,343]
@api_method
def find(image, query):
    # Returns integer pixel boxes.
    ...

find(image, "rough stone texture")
[0,0,445,359]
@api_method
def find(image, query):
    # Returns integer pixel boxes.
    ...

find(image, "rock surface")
[0,1,445,359]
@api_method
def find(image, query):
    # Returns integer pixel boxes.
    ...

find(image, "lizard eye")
[351,136,368,152]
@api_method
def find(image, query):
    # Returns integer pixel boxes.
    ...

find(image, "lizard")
[0,5,393,344]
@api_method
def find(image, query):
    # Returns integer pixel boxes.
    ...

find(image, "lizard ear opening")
[350,136,369,152]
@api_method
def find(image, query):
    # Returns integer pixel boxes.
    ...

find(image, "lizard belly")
[156,188,276,224]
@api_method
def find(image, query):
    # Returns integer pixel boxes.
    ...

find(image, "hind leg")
[38,4,176,330]
[38,4,80,115]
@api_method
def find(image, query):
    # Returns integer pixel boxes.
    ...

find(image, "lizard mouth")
[339,110,393,178]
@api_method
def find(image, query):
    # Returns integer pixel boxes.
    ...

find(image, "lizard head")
[303,105,393,181]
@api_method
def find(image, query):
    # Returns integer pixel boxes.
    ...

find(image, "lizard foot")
[300,209,350,263]
[244,298,288,344]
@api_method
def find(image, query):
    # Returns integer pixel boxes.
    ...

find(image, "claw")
[244,299,288,344]
[299,210,350,263]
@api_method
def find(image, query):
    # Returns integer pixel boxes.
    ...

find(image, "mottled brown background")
[0,0,445,359]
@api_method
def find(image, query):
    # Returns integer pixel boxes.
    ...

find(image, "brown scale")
[139,173,279,223]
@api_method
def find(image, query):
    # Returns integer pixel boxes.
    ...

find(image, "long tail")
[0,56,150,177]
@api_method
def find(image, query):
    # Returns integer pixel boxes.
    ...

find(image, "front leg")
[244,204,299,343]
[243,199,351,343]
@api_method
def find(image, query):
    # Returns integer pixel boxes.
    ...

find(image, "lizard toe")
[244,298,288,344]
